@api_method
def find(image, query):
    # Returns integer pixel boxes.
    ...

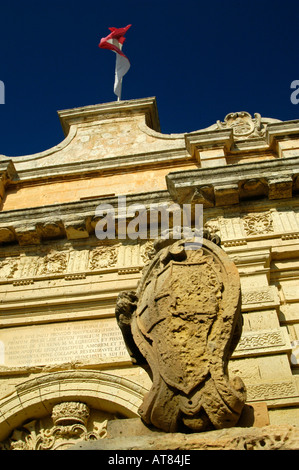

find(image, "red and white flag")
[99,25,131,100]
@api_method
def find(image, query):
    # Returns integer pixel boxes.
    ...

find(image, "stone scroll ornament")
[115,231,246,433]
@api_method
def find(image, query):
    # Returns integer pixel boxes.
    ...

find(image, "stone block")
[237,402,269,428]
[64,220,89,239]
[191,186,214,207]
[107,417,162,438]
[281,284,299,302]
[268,177,293,200]
[200,157,226,168]
[214,184,239,206]
[0,227,15,243]
[14,225,41,245]
[199,148,227,168]
[279,303,299,322]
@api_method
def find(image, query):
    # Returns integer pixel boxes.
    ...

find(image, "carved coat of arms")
[115,235,246,432]
[217,111,265,139]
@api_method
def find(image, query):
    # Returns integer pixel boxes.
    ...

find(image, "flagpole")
[116,60,122,101]
[116,51,121,101]
[117,79,122,101]
[115,53,124,101]
[116,76,122,101]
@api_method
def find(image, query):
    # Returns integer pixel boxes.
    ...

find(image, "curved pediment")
[0,98,187,176]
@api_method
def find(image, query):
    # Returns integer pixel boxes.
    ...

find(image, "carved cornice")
[166,155,299,206]
[266,119,299,146]
[0,190,169,246]
[185,116,299,157]
[185,128,233,155]
[12,148,190,184]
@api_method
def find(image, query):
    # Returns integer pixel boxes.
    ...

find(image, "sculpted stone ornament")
[1,401,107,450]
[115,232,246,433]
[216,111,265,139]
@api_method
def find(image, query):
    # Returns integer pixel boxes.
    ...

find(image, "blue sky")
[0,0,299,156]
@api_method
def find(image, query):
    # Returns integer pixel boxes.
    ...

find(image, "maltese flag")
[99,25,131,100]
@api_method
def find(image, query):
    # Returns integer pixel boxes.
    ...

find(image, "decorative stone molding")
[241,287,280,310]
[0,189,298,247]
[38,249,69,275]
[0,240,153,284]
[14,224,41,246]
[238,330,284,349]
[223,240,247,247]
[242,212,274,236]
[0,256,18,278]
[202,207,299,246]
[232,327,291,358]
[246,381,298,402]
[216,112,266,140]
[281,233,299,240]
[0,190,169,245]
[184,112,286,164]
[167,155,299,207]
[266,118,299,147]
[88,245,118,270]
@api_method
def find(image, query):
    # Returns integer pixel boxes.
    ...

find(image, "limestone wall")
[0,98,299,448]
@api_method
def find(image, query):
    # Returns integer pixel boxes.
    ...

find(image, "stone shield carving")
[216,111,265,139]
[115,236,246,432]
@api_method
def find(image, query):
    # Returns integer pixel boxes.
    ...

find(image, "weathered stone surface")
[115,235,246,432]
[70,423,299,450]
[105,404,269,439]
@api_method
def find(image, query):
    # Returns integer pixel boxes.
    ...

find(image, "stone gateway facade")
[0,97,299,450]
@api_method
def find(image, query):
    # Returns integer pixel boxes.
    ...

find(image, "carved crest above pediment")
[216,112,265,139]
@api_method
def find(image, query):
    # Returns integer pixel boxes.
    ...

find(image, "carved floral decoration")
[38,250,69,275]
[88,245,118,270]
[1,401,107,450]
[242,213,274,236]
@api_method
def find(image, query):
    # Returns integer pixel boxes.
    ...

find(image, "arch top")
[0,369,148,441]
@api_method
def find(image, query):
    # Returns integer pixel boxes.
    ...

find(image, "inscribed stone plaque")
[0,318,130,369]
